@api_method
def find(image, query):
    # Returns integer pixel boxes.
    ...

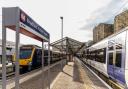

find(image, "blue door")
[107,50,125,85]
[107,51,115,79]
[114,50,125,85]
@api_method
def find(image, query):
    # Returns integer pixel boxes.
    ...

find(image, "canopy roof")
[51,37,85,55]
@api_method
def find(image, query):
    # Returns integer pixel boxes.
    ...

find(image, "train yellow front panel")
[20,59,29,66]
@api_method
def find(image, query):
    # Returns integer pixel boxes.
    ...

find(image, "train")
[82,27,128,88]
[13,45,66,71]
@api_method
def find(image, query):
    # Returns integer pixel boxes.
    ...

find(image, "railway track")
[79,58,125,89]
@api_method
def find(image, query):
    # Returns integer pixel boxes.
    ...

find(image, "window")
[116,44,122,50]
[20,49,32,59]
[115,52,121,67]
[109,53,113,65]
[108,46,114,50]
[95,48,106,63]
[0,55,1,64]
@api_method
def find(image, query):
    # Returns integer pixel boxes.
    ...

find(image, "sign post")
[48,40,51,89]
[42,41,44,89]
[15,7,20,89]
[2,8,7,89]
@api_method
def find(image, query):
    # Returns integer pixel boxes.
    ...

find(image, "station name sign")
[3,7,49,41]
[19,9,49,41]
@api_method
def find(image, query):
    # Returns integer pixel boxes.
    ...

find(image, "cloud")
[80,0,128,30]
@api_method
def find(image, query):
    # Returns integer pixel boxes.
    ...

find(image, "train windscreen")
[20,48,32,59]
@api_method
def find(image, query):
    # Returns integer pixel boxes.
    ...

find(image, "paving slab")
[52,62,85,89]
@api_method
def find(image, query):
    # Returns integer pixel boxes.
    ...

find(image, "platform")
[51,62,85,89]
[51,57,109,89]
[3,58,111,89]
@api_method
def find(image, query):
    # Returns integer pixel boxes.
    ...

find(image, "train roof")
[20,45,65,53]
[88,26,128,51]
[20,44,42,49]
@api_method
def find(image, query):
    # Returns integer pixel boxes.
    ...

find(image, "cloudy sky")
[0,0,128,46]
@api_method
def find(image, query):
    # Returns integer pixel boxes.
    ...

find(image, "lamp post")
[60,17,63,42]
[60,16,63,69]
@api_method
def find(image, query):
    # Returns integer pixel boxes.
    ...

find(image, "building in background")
[114,10,128,33]
[0,39,23,62]
[86,40,93,47]
[93,23,114,43]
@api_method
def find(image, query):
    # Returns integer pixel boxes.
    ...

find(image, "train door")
[107,31,126,84]
[114,31,126,84]
[107,41,115,79]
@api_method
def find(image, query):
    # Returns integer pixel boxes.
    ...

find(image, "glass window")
[109,53,113,65]
[20,49,32,59]
[116,44,122,50]
[0,55,1,64]
[115,52,121,67]
[108,46,114,50]
[95,48,106,63]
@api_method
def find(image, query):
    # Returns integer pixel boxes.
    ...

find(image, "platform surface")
[52,58,109,89]
[6,58,109,89]
[52,62,85,89]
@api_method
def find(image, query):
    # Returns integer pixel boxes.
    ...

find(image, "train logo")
[20,12,26,22]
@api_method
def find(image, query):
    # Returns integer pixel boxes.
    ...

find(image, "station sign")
[19,10,49,41]
[3,7,50,42]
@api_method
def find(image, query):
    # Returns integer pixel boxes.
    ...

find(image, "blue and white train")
[84,27,128,88]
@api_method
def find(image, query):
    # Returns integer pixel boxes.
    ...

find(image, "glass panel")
[116,44,122,49]
[108,46,114,50]
[0,56,1,64]
[95,48,106,63]
[115,52,121,67]
[20,49,32,59]
[109,53,113,65]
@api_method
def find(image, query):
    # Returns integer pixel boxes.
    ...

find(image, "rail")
[75,57,112,89]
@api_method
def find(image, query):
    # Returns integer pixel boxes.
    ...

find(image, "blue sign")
[20,10,49,40]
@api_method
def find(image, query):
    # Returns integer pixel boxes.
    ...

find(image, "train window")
[115,52,121,68]
[95,48,106,63]
[109,53,113,65]
[116,44,122,50]
[108,46,114,50]
[0,56,1,64]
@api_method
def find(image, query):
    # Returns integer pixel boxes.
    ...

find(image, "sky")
[0,0,128,46]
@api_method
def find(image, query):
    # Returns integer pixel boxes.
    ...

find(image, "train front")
[19,45,35,68]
